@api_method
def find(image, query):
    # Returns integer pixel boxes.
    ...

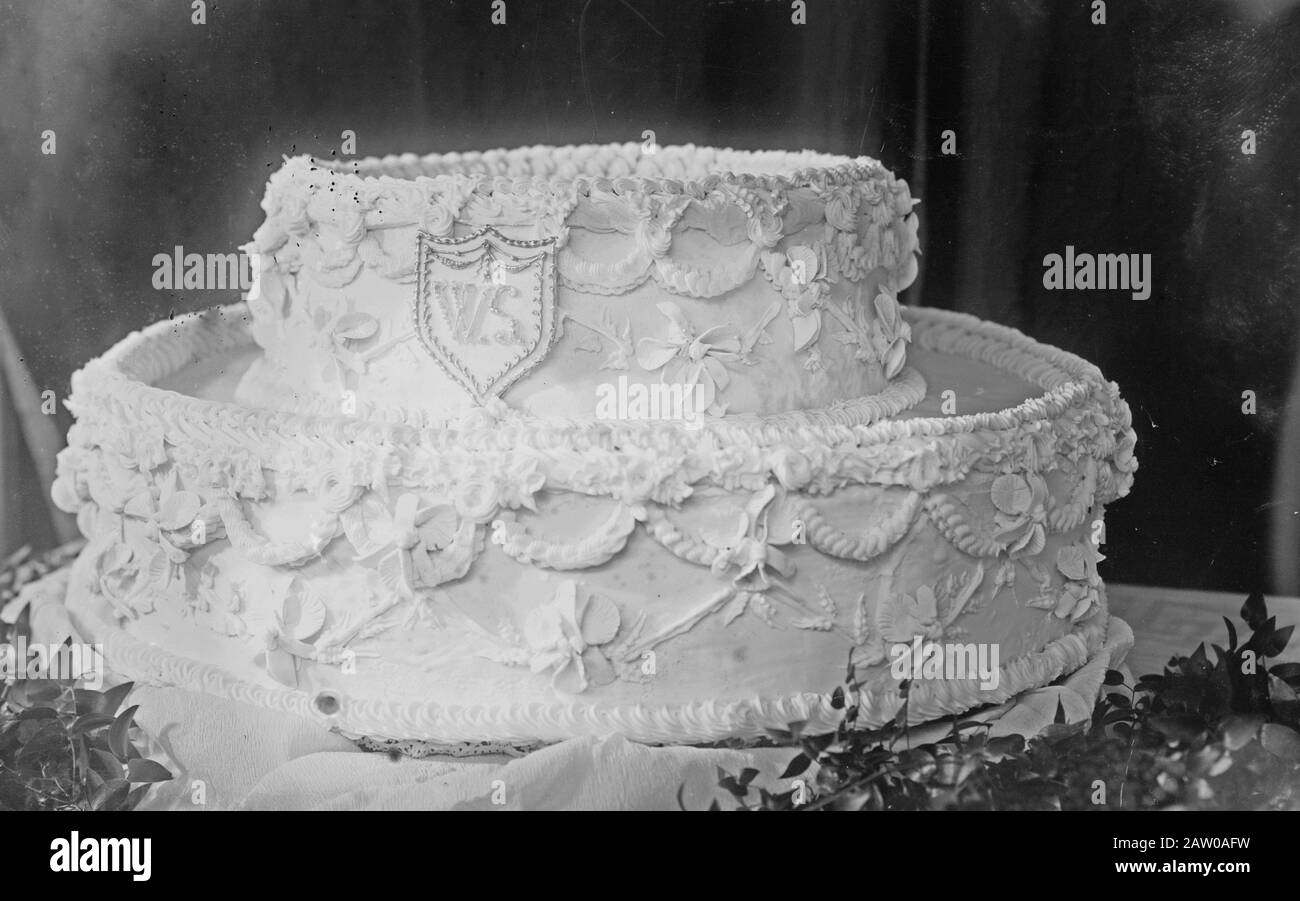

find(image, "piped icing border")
[70,302,1128,476]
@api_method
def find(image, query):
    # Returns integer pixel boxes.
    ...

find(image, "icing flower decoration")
[50,445,90,515]
[188,562,248,639]
[1052,580,1100,622]
[187,446,268,500]
[316,302,380,386]
[350,492,462,599]
[1113,431,1138,474]
[318,467,365,515]
[518,580,622,694]
[121,425,169,473]
[1052,541,1105,622]
[822,185,858,233]
[120,469,206,577]
[635,301,741,414]
[990,472,1050,559]
[627,192,691,258]
[870,289,911,380]
[699,484,795,586]
[262,578,329,687]
[761,245,830,352]
[745,193,786,249]
[878,585,944,644]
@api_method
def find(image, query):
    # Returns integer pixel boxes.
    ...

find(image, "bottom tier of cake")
[52,303,1136,748]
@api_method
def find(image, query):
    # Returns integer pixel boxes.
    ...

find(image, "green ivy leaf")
[1241,592,1268,631]
[92,779,130,811]
[1259,625,1294,658]
[1222,617,1238,652]
[125,758,172,784]
[68,713,115,736]
[14,721,69,772]
[780,753,812,779]
[125,785,152,810]
[15,706,59,721]
[1103,669,1126,686]
[16,680,63,706]
[98,682,134,717]
[89,748,123,783]
[108,705,138,760]
[1271,663,1300,686]
[73,689,104,717]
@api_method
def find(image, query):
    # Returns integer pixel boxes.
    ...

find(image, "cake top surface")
[291,143,887,194]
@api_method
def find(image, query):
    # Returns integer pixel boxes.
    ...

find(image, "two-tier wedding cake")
[50,144,1136,752]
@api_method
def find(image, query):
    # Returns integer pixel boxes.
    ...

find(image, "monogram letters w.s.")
[414,227,558,404]
[432,281,522,347]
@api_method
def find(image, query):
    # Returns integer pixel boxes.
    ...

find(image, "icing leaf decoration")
[635,336,679,372]
[579,592,621,646]
[264,632,299,688]
[791,311,822,353]
[333,312,379,341]
[145,548,172,590]
[122,492,154,520]
[878,585,944,644]
[991,474,1033,516]
[873,290,910,344]
[785,245,822,285]
[417,505,459,551]
[284,586,327,642]
[882,337,907,380]
[722,591,751,626]
[740,301,781,359]
[656,301,692,344]
[340,492,393,557]
[158,491,201,533]
[1056,545,1089,582]
[699,511,750,555]
[580,646,617,687]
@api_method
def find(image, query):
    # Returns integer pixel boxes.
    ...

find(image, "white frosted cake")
[51,144,1137,751]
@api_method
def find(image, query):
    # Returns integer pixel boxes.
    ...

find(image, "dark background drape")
[2,0,1298,592]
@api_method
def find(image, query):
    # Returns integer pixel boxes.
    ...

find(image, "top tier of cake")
[237,144,920,424]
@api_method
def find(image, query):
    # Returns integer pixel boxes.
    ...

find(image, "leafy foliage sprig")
[0,543,173,811]
[713,593,1300,810]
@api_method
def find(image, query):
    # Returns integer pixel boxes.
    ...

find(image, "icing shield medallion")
[414,227,558,403]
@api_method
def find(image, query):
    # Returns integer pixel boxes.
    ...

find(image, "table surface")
[1108,583,1300,677]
